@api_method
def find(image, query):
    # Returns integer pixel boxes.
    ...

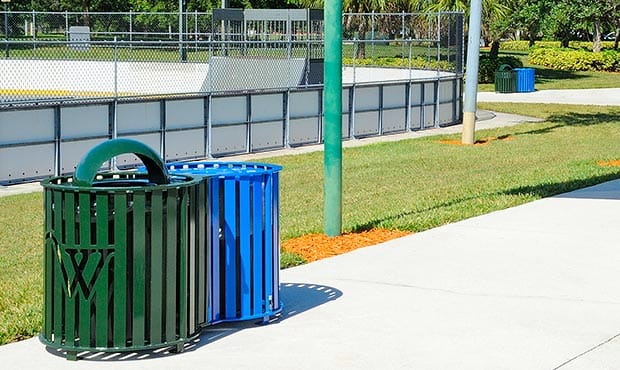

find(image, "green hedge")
[501,40,616,51]
[478,55,523,83]
[342,56,454,71]
[528,48,620,71]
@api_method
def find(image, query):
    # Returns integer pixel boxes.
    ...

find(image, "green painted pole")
[324,1,342,237]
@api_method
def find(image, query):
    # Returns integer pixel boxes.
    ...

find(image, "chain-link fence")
[0,10,463,106]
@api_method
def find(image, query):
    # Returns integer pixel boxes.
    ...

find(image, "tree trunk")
[593,18,601,53]
[561,38,570,48]
[356,20,367,59]
[528,34,535,48]
[490,40,500,58]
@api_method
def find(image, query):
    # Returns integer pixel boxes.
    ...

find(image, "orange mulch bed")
[597,160,620,167]
[282,228,411,262]
[438,134,513,146]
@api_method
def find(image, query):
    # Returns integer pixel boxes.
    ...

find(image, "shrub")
[342,56,454,71]
[501,40,616,52]
[478,55,523,83]
[528,48,620,72]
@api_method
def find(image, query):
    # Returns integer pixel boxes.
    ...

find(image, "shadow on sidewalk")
[44,282,342,362]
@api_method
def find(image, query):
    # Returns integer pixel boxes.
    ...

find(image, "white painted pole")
[462,0,482,144]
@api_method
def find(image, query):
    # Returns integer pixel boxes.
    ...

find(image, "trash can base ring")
[39,333,195,359]
[205,302,284,326]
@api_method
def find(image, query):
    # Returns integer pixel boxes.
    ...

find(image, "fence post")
[112,37,119,170]
[436,12,441,75]
[194,10,198,52]
[4,3,9,58]
[371,11,375,63]
[406,38,412,131]
[351,39,357,140]
[179,0,187,62]
[32,10,36,43]
[129,10,133,53]
[401,11,405,61]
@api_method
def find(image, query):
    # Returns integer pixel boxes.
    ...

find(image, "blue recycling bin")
[514,68,535,92]
[166,161,283,324]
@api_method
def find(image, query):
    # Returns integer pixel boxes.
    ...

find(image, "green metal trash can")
[40,139,206,360]
[494,64,516,93]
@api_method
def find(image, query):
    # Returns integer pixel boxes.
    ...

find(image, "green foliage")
[501,41,617,52]
[342,56,454,71]
[280,251,307,269]
[529,47,620,72]
[478,54,523,83]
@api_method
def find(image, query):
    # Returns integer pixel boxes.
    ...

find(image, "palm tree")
[422,0,509,57]
[288,0,387,58]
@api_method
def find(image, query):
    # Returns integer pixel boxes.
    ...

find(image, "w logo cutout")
[46,232,114,300]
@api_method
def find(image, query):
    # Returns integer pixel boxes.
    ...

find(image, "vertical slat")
[65,192,75,246]
[197,180,207,326]
[43,190,53,339]
[77,192,91,347]
[224,178,237,319]
[78,193,91,248]
[52,190,64,345]
[264,175,274,312]
[62,193,76,346]
[165,189,178,342]
[94,251,109,348]
[178,189,188,339]
[113,194,127,348]
[94,194,109,347]
[251,178,264,315]
[132,192,146,347]
[95,194,108,247]
[210,178,221,322]
[272,173,281,309]
[150,191,164,345]
[239,177,251,318]
[187,185,196,335]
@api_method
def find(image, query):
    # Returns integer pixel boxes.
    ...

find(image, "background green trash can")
[494,64,516,93]
[40,139,206,360]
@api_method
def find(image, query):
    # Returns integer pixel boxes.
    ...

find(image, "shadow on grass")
[352,173,620,232]
[532,66,588,84]
[45,282,342,362]
[513,110,620,137]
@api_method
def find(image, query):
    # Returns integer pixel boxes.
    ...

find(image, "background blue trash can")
[514,68,535,92]
[166,162,283,324]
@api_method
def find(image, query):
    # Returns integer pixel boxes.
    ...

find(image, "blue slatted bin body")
[514,68,535,92]
[166,162,282,324]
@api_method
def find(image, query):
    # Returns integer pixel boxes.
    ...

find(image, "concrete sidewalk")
[478,88,620,106]
[2,179,619,369]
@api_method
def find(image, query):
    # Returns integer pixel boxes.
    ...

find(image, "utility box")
[69,26,90,51]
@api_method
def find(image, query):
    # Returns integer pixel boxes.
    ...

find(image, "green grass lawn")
[1,103,619,345]
[478,68,620,92]
[478,49,620,91]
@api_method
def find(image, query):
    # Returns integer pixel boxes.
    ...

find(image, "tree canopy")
[8,0,620,51]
